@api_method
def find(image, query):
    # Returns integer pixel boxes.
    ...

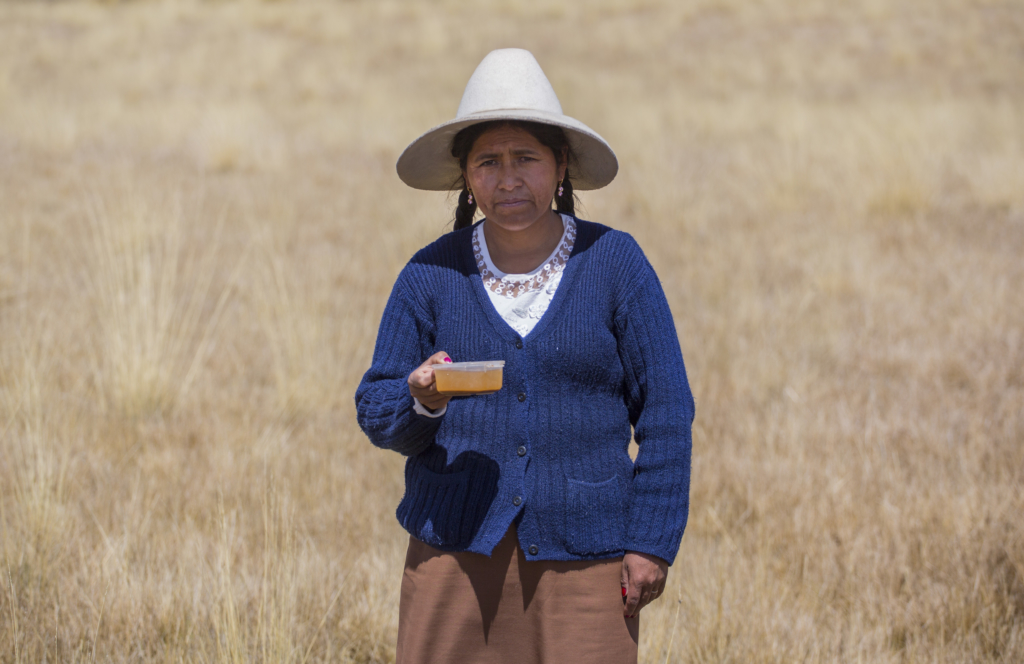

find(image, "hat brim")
[396,109,618,191]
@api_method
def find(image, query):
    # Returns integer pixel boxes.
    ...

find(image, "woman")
[356,49,694,663]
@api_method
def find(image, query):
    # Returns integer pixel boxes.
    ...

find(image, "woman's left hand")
[621,551,668,618]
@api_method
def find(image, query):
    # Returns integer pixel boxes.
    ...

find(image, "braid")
[555,172,576,216]
[454,185,477,230]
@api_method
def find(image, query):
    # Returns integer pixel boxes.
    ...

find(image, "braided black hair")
[454,185,477,231]
[450,120,578,231]
[554,173,575,216]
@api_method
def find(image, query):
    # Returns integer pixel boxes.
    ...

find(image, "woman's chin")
[484,207,552,233]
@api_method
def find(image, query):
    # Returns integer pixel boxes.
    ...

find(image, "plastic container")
[432,361,505,396]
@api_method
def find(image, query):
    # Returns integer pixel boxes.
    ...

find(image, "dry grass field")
[1,0,1023,661]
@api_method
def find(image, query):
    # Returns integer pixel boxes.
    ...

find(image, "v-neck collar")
[463,216,589,343]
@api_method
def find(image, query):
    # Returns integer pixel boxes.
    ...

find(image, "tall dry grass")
[1,0,1022,661]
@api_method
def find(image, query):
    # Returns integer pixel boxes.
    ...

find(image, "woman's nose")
[497,161,520,189]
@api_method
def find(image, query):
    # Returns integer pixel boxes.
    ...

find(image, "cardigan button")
[517,446,527,457]
[513,496,522,506]
[528,545,539,556]
[517,392,526,402]
[515,340,523,349]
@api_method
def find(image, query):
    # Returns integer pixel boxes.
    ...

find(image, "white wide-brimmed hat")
[396,48,618,191]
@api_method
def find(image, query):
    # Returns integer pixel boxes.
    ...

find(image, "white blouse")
[414,214,577,419]
[473,214,577,338]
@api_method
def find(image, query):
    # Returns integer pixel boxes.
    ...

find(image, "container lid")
[431,360,505,371]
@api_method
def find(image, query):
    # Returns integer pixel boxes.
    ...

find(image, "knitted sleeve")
[355,268,442,457]
[614,244,695,566]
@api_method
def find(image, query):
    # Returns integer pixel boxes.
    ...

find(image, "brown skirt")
[396,525,639,664]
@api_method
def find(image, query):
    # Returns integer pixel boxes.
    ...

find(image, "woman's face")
[463,125,567,233]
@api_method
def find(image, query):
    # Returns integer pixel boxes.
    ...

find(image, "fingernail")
[444,357,452,363]
[621,587,627,597]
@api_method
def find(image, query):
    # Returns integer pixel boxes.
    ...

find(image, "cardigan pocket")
[564,475,626,556]
[397,459,472,550]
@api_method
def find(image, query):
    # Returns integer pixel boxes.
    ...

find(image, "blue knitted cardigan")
[355,218,694,564]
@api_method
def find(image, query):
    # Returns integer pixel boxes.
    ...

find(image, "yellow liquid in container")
[432,361,505,396]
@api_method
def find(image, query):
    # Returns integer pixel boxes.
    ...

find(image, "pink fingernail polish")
[444,357,452,363]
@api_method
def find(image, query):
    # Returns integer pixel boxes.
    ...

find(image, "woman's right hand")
[408,351,453,412]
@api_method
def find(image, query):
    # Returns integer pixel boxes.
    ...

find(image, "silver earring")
[467,190,473,205]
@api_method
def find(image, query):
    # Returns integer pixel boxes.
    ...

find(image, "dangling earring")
[557,179,564,197]
[467,189,473,205]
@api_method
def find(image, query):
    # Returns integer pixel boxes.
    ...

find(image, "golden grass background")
[1,0,1023,661]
